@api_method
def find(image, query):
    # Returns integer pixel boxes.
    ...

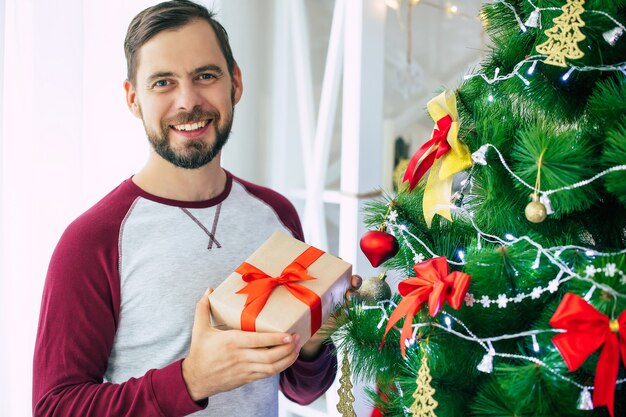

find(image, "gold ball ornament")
[525,195,547,223]
[357,275,392,305]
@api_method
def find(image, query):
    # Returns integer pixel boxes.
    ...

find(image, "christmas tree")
[332,1,626,416]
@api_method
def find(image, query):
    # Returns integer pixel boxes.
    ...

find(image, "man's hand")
[299,274,362,359]
[182,288,300,401]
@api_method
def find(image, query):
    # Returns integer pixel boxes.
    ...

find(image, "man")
[32,1,360,416]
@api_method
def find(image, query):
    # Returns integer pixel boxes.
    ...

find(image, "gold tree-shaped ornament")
[535,0,587,67]
[410,353,439,417]
[336,348,356,417]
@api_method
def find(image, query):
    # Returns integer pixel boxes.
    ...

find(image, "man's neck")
[133,156,227,202]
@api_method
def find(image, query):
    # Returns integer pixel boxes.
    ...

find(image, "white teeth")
[173,120,209,131]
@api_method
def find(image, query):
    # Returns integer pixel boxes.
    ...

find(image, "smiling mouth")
[170,119,211,132]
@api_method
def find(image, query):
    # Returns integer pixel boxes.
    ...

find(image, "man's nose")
[175,82,203,111]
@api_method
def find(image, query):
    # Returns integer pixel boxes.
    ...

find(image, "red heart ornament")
[360,231,399,267]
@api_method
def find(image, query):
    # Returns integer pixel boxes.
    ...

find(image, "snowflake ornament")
[605,263,617,277]
[480,296,491,308]
[530,287,543,299]
[413,253,425,264]
[547,279,559,293]
[496,294,508,309]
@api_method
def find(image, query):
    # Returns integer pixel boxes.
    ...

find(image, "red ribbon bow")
[403,115,453,191]
[381,256,471,357]
[550,293,626,417]
[235,246,324,335]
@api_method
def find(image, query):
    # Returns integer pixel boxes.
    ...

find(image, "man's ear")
[232,64,243,105]
[124,80,141,119]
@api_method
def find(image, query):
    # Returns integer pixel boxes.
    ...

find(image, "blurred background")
[0,0,485,415]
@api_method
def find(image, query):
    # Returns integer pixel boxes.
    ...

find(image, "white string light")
[384,206,626,304]
[561,66,575,81]
[532,334,540,352]
[387,182,626,302]
[526,0,562,12]
[584,285,596,301]
[457,209,625,300]
[495,0,529,31]
[548,245,626,258]
[589,11,626,33]
[474,143,626,199]
[516,72,531,86]
[388,222,465,266]
[464,58,626,86]
[499,0,626,34]
[362,301,623,393]
[532,250,542,269]
[495,351,590,389]
[468,1,626,87]
[463,55,543,84]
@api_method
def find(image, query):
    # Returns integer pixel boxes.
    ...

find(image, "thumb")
[193,287,214,329]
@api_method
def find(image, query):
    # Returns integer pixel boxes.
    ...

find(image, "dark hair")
[124,0,236,84]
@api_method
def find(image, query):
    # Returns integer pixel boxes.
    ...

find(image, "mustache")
[164,107,219,126]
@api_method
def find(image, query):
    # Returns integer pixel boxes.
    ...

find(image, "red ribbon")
[381,256,470,357]
[550,293,626,417]
[235,246,324,335]
[403,115,453,191]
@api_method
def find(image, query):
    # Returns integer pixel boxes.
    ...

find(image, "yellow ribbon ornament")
[403,91,473,227]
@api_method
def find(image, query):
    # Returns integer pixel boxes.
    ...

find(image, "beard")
[142,104,235,170]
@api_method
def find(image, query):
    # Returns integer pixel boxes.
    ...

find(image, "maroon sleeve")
[32,185,205,417]
[280,344,338,405]
[232,174,338,404]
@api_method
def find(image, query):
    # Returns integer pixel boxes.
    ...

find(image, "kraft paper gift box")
[209,231,352,346]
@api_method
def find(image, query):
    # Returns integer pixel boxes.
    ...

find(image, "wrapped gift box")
[209,231,352,346]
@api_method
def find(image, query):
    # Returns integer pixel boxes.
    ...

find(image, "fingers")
[250,353,299,375]
[221,335,299,382]
[232,329,295,349]
[344,274,362,304]
[244,336,300,364]
[351,274,363,290]
[194,288,214,329]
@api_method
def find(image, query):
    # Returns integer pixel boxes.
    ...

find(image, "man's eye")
[154,80,169,87]
[199,73,215,80]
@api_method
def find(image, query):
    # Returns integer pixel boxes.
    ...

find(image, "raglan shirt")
[33,171,337,417]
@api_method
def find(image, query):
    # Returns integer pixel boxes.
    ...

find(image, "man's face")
[125,19,242,169]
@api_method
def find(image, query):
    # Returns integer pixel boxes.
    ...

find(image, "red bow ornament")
[550,293,626,417]
[381,257,471,357]
[403,114,453,191]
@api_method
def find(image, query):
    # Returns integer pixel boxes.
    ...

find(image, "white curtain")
[0,1,265,415]
[1,1,152,414]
